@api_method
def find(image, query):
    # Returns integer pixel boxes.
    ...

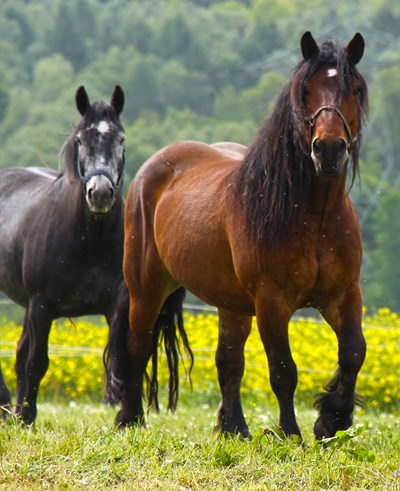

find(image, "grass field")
[1,310,400,489]
[0,402,399,490]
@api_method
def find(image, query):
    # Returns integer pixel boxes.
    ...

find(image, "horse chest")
[260,225,361,308]
[298,227,361,305]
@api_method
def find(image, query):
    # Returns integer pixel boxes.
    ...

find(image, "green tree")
[154,13,207,71]
[124,56,161,122]
[157,60,214,116]
[32,55,75,103]
[45,2,89,70]
[239,21,282,63]
[367,188,400,311]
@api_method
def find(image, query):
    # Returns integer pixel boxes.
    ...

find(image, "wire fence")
[1,301,399,382]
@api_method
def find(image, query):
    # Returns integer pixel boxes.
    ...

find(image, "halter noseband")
[76,140,124,190]
[306,105,358,146]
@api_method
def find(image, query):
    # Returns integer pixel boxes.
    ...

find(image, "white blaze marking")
[97,121,110,134]
[327,68,337,78]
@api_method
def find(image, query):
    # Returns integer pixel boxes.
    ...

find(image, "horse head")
[74,85,125,215]
[300,32,367,178]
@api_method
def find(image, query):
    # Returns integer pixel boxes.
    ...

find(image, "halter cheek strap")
[76,141,124,190]
[306,105,358,146]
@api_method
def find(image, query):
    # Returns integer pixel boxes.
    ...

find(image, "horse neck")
[63,180,124,245]
[307,171,349,221]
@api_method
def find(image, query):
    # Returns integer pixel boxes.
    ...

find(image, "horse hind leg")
[314,290,366,439]
[113,287,188,428]
[104,280,131,408]
[215,309,252,438]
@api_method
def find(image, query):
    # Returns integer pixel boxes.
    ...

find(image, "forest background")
[0,0,400,312]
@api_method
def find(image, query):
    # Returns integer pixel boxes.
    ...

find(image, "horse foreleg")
[314,285,366,439]
[256,294,301,438]
[215,309,252,438]
[15,299,53,425]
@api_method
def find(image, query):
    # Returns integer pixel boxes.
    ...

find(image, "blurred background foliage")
[0,0,400,311]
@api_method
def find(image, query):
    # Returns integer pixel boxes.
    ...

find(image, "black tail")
[104,285,193,413]
[148,287,193,413]
[103,279,131,406]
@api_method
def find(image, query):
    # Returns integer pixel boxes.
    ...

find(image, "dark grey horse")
[0,85,125,424]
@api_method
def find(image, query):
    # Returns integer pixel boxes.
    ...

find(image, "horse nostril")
[339,138,347,152]
[87,184,114,204]
[312,138,323,158]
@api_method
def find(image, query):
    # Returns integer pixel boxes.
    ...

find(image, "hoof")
[14,403,37,426]
[314,413,353,440]
[114,409,145,429]
[214,423,252,440]
[314,416,331,440]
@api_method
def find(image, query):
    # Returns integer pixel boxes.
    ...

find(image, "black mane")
[233,38,369,246]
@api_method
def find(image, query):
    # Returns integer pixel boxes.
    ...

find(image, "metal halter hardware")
[76,140,124,190]
[306,105,358,146]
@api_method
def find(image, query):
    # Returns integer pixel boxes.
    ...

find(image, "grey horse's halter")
[76,140,124,189]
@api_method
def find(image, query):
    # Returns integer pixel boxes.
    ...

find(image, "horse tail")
[104,284,193,413]
[103,279,130,406]
[148,287,193,413]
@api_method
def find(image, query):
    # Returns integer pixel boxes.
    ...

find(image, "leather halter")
[76,140,124,190]
[306,105,358,146]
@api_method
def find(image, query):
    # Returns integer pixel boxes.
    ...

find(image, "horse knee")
[27,353,50,383]
[339,332,366,374]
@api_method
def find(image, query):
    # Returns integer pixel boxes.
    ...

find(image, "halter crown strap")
[306,105,358,145]
[76,141,124,189]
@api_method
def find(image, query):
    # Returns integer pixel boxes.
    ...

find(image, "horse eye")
[120,137,125,145]
[353,86,362,97]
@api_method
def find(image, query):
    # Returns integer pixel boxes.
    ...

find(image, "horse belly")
[154,204,254,314]
[55,277,116,317]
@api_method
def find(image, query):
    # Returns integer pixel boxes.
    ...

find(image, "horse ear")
[346,33,365,65]
[111,85,125,116]
[76,86,90,116]
[301,31,319,60]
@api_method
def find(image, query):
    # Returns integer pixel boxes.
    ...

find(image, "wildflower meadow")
[1,308,399,413]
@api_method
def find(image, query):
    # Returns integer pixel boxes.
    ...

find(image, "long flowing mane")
[59,102,123,181]
[233,38,369,246]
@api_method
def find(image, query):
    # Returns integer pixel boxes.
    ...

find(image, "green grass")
[1,310,400,489]
[1,400,399,490]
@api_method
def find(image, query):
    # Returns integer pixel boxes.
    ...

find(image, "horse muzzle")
[85,174,116,215]
[311,137,349,178]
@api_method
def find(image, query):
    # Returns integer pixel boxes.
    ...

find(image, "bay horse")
[107,32,368,439]
[0,85,126,424]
